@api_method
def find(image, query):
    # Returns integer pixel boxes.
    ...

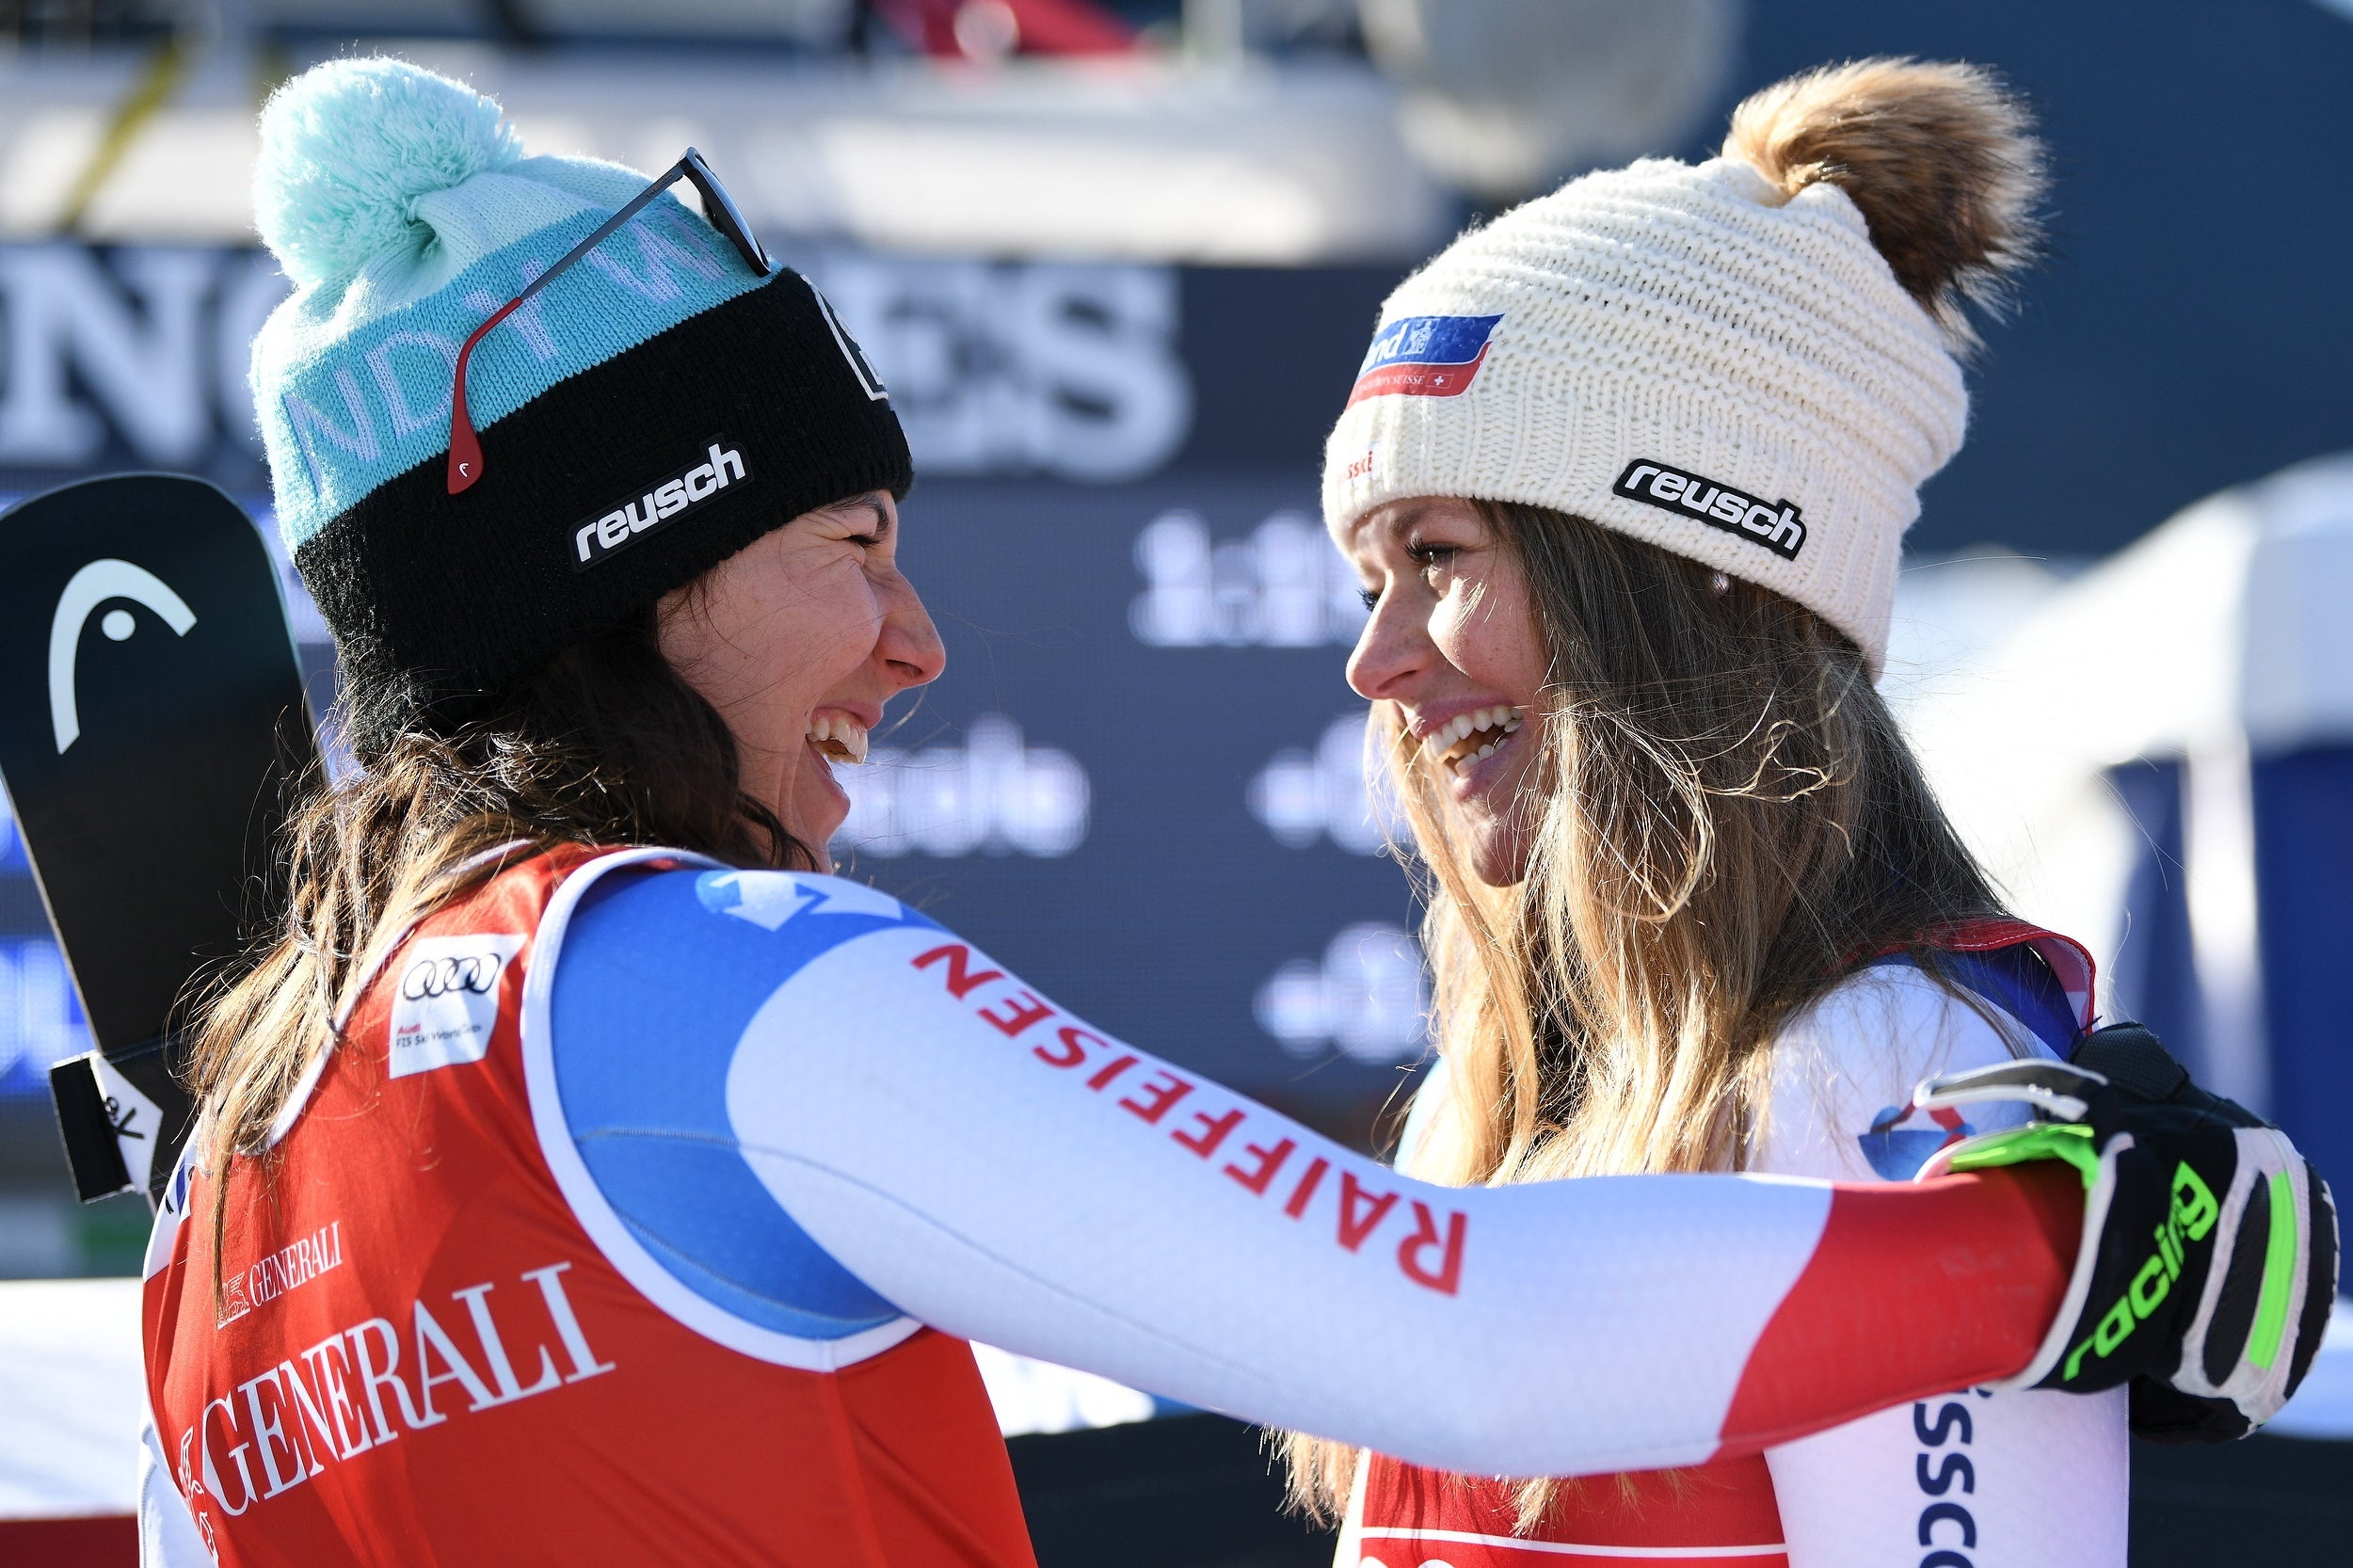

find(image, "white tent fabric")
[1894,452,2353,1379]
[1899,452,2353,1114]
[0,1278,144,1520]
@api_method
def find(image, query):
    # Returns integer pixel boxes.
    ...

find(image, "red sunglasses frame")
[445,148,774,496]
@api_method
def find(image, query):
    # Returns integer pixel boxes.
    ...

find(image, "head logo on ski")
[0,475,316,1205]
[48,557,198,753]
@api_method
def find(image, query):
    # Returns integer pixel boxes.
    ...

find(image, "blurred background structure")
[0,1,2350,1562]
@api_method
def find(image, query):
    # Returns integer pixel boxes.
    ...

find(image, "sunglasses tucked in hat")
[248,58,908,714]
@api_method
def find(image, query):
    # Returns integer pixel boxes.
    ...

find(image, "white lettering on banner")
[0,246,217,464]
[1248,712,1407,855]
[835,713,1090,858]
[804,254,1191,481]
[177,1261,614,1520]
[386,934,526,1079]
[1130,510,1369,648]
[0,244,1184,482]
[1255,922,1430,1064]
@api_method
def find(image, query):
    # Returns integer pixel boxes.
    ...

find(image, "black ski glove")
[1913,1023,2338,1441]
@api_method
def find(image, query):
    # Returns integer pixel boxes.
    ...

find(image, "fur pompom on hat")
[1321,58,2045,674]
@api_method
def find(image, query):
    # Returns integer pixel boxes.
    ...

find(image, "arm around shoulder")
[542,868,2088,1480]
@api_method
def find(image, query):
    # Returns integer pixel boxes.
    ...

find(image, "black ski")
[0,475,317,1205]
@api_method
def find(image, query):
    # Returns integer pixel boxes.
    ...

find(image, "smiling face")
[1337,494,1553,885]
[657,490,944,869]
[1337,496,1551,887]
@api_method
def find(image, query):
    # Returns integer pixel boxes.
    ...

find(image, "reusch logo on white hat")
[570,440,749,570]
[1613,460,1807,562]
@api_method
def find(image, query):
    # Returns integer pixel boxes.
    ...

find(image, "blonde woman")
[1304,59,2333,1568]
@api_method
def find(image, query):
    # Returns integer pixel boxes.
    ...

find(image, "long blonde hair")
[1282,56,2045,1528]
[1281,504,2015,1523]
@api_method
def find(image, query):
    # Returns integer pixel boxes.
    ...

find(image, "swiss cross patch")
[1345,313,1503,408]
[1856,1102,1975,1181]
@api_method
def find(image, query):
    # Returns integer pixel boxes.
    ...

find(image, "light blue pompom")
[254,58,523,288]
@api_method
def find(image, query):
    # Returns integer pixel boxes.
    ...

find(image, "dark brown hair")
[184,604,804,1277]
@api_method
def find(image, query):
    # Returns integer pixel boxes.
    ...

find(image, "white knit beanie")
[1322,59,2043,674]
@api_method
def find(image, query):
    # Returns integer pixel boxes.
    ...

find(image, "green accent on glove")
[2057,1160,2219,1384]
[2249,1169,2299,1371]
[1944,1121,2101,1192]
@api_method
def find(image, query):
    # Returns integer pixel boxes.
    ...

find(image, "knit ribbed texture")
[253,172,765,549]
[246,59,909,713]
[295,280,911,721]
[1321,156,1968,673]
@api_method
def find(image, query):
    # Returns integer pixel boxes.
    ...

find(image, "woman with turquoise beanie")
[136,57,2325,1568]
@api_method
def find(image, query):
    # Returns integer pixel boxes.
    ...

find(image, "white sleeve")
[1753,966,2129,1568]
[138,1416,209,1566]
[541,868,2081,1483]
[699,915,1819,1480]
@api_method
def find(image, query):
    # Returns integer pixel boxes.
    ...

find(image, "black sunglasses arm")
[446,151,766,495]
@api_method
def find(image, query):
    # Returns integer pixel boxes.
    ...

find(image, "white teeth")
[1431,703,1526,773]
[806,712,871,764]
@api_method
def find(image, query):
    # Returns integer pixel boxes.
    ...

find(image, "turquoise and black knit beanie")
[248,58,909,723]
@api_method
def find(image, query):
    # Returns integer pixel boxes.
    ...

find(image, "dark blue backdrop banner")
[0,255,1436,1140]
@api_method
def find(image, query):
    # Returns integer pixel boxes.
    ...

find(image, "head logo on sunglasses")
[445,149,774,496]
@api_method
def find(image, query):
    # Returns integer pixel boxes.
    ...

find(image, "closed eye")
[820,494,894,550]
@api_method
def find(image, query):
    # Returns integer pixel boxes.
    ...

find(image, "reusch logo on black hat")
[1613,460,1807,561]
[571,440,749,571]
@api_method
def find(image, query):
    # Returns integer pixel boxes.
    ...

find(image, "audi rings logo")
[400,952,504,1001]
[386,934,524,1080]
